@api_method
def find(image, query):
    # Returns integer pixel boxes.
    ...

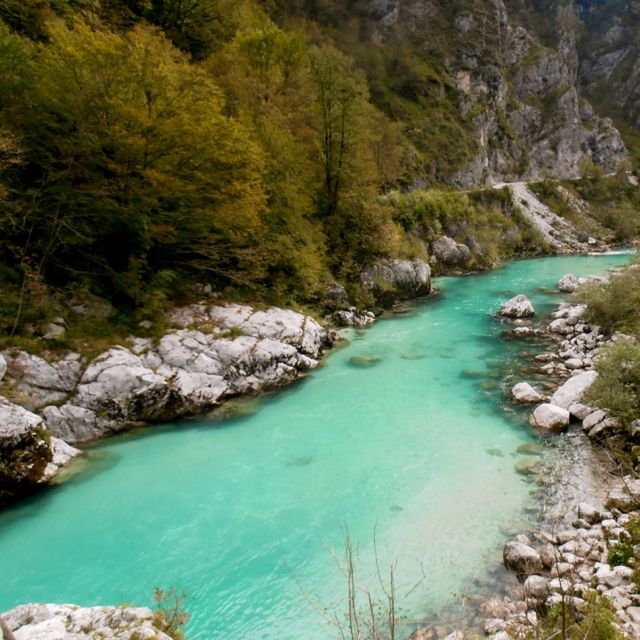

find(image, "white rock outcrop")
[498,295,535,318]
[2,303,331,444]
[511,382,543,403]
[0,396,80,505]
[1,604,174,640]
[530,403,571,432]
[550,371,598,409]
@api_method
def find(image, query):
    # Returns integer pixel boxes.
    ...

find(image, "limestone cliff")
[279,0,630,185]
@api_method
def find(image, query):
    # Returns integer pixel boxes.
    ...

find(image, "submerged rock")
[515,457,542,475]
[517,443,544,456]
[530,403,570,432]
[1,604,174,640]
[349,355,382,368]
[498,295,535,319]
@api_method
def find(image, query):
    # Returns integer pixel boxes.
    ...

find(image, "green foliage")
[6,20,266,305]
[534,592,625,640]
[385,186,547,271]
[585,339,640,429]
[576,266,640,333]
[609,542,633,567]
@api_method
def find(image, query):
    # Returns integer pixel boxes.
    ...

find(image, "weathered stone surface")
[361,259,431,306]
[530,403,571,432]
[33,303,331,444]
[0,354,6,382]
[583,410,607,431]
[606,477,640,512]
[550,371,598,409]
[499,295,535,319]
[431,236,470,267]
[578,502,602,524]
[504,541,543,575]
[2,604,174,640]
[334,309,376,327]
[524,575,549,600]
[558,274,579,293]
[0,396,80,506]
[511,382,543,403]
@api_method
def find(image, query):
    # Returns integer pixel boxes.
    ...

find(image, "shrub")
[585,340,640,429]
[575,267,640,333]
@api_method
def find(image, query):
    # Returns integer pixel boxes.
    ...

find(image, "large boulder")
[431,236,470,267]
[1,604,175,640]
[0,351,82,410]
[558,274,579,293]
[498,295,535,318]
[0,396,80,507]
[606,477,640,513]
[41,304,332,444]
[361,259,431,307]
[550,371,598,409]
[511,382,543,403]
[530,403,571,432]
[504,541,543,575]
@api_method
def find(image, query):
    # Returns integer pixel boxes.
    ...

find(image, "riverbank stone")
[504,541,543,575]
[1,604,175,640]
[550,371,598,409]
[511,382,543,403]
[530,404,570,432]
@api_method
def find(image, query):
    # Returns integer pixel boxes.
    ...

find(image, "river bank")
[410,259,640,640]
[1,252,634,640]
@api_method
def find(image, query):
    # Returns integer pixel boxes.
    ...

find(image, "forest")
[0,0,636,345]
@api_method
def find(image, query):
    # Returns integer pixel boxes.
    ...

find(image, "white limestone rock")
[498,295,535,319]
[583,410,607,431]
[0,353,6,381]
[530,403,571,432]
[558,274,579,293]
[504,541,543,574]
[2,604,175,640]
[511,382,543,403]
[524,575,549,599]
[550,371,598,409]
[0,351,82,410]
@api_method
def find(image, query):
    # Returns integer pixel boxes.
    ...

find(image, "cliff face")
[358,0,629,185]
[279,0,630,185]
[574,0,640,149]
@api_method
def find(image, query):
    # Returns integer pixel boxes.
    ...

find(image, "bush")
[585,340,640,429]
[576,267,640,333]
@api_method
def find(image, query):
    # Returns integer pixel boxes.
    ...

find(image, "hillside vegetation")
[0,0,561,347]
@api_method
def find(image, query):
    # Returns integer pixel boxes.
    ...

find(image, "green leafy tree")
[13,20,266,302]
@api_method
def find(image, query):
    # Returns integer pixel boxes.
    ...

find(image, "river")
[0,253,632,639]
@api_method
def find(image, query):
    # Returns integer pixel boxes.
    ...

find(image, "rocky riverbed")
[410,265,640,640]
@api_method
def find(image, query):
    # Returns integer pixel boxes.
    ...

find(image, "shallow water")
[0,253,632,639]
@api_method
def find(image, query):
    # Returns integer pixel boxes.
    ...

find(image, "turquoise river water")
[0,253,633,639]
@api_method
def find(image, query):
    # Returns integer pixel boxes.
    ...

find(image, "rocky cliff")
[574,0,640,153]
[279,0,630,185]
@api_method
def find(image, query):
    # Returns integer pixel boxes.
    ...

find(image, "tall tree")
[13,21,266,301]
